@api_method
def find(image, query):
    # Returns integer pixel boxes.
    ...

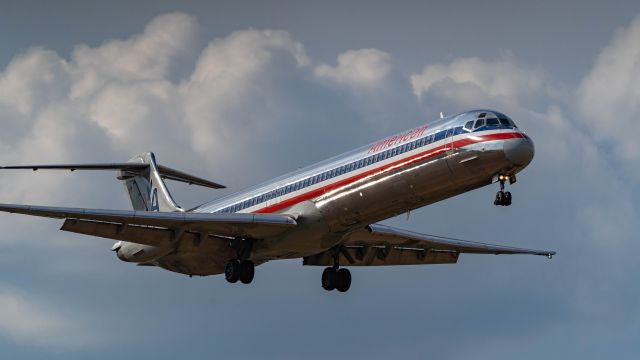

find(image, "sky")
[1,0,640,358]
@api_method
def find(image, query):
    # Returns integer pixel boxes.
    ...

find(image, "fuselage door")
[445,127,456,155]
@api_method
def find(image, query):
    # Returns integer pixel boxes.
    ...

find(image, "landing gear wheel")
[322,267,336,291]
[239,261,255,284]
[494,176,514,206]
[225,260,240,283]
[335,268,352,292]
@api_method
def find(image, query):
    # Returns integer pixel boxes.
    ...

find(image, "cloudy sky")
[1,0,640,358]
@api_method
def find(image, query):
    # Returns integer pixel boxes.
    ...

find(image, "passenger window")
[474,119,485,128]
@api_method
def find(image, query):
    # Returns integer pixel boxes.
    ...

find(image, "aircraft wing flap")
[303,223,554,267]
[61,219,175,247]
[0,203,297,240]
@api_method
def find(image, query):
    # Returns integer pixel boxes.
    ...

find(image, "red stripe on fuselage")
[253,132,525,214]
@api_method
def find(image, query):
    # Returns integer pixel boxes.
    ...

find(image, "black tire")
[335,268,352,292]
[322,267,336,291]
[505,192,512,206]
[225,260,240,283]
[239,261,255,284]
[495,191,504,206]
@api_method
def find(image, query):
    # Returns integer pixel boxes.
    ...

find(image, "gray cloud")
[315,48,393,89]
[577,14,640,172]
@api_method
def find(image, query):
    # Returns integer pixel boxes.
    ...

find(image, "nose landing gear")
[494,175,513,206]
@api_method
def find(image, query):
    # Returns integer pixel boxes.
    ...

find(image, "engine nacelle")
[112,241,172,263]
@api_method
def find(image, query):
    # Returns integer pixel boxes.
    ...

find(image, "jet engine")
[111,241,172,263]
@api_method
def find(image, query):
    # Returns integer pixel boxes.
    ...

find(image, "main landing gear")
[225,259,255,284]
[321,266,352,292]
[494,174,513,206]
[225,238,255,285]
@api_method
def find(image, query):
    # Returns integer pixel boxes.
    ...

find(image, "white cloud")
[70,12,201,99]
[0,286,102,350]
[0,17,313,212]
[410,53,546,105]
[314,48,392,89]
[181,29,310,157]
[577,15,640,164]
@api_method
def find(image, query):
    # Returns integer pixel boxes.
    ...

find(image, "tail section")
[0,152,225,212]
[119,153,183,212]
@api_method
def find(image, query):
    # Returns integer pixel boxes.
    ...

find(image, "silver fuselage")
[142,110,534,275]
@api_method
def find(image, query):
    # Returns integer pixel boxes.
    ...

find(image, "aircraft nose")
[503,135,535,166]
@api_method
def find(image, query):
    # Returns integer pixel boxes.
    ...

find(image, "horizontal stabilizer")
[1,162,225,189]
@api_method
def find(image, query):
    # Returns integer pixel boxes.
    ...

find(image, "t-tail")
[119,153,183,212]
[0,152,225,213]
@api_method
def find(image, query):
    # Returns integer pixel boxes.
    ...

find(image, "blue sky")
[1,1,640,359]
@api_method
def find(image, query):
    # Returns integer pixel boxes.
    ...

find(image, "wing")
[0,203,296,247]
[303,224,555,266]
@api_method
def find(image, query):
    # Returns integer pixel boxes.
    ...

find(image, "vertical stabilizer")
[118,153,184,212]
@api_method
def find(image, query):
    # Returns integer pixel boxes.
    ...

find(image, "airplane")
[0,109,554,293]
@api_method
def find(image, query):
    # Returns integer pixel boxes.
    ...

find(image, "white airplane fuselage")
[128,110,535,276]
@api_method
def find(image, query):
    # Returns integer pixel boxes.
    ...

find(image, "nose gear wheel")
[494,175,513,206]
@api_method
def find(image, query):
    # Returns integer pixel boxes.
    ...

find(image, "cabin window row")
[218,126,464,213]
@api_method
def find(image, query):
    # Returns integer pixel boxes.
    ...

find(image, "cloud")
[181,29,311,158]
[0,286,102,350]
[577,15,640,166]
[71,12,201,98]
[0,16,315,207]
[314,48,392,89]
[410,52,548,107]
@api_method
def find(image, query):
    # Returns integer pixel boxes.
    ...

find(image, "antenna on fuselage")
[439,112,444,119]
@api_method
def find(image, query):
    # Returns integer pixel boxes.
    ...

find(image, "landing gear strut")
[494,175,512,206]
[225,238,255,285]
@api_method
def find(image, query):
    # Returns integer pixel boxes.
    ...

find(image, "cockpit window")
[474,119,485,128]
[478,112,487,118]
[486,117,499,126]
[464,120,474,131]
[495,112,518,128]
